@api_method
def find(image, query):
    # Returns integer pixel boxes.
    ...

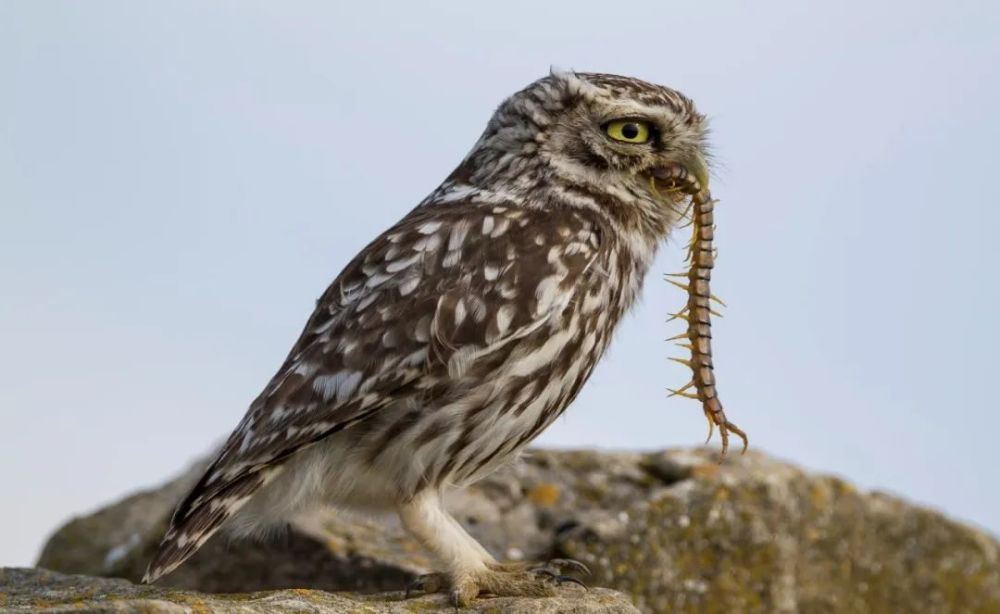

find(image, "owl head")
[457,70,711,238]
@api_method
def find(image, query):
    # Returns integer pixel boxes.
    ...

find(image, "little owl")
[144,70,731,605]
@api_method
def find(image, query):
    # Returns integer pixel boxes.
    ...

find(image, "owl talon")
[546,558,591,577]
[531,569,589,589]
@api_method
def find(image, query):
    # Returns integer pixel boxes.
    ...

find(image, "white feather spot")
[356,290,380,311]
[292,362,318,377]
[386,254,419,273]
[384,243,403,261]
[402,347,428,367]
[449,220,471,250]
[418,221,443,235]
[442,249,461,268]
[509,328,572,377]
[414,233,442,252]
[414,315,432,343]
[313,371,363,403]
[490,217,510,238]
[495,305,513,337]
[399,276,420,296]
[535,275,563,315]
[239,428,255,452]
[438,185,476,203]
[365,271,393,288]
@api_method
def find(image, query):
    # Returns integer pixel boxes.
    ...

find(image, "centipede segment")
[654,166,748,458]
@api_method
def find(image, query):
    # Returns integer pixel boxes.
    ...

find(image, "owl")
[143,70,742,605]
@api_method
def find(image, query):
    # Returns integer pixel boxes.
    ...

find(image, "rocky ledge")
[28,448,1000,612]
[0,567,636,613]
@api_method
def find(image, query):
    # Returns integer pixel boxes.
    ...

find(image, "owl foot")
[452,562,589,607]
[405,560,588,607]
[405,572,448,598]
[493,557,590,586]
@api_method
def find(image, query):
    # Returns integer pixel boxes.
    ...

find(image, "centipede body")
[657,168,748,458]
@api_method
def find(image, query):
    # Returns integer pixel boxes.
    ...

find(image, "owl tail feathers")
[142,468,277,584]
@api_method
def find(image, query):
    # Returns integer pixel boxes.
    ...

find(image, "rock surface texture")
[0,567,636,613]
[33,448,1000,613]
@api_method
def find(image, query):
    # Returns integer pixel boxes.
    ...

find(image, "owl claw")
[527,557,591,582]
[531,568,589,589]
[547,558,591,577]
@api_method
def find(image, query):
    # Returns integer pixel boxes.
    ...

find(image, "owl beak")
[683,153,710,192]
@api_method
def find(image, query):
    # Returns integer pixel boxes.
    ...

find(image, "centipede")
[651,166,748,458]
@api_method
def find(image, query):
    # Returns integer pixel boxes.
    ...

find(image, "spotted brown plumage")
[144,70,744,605]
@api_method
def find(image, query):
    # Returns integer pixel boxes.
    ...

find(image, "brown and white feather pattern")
[145,69,705,583]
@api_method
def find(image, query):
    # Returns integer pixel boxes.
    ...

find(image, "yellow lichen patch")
[691,463,720,480]
[712,487,731,502]
[167,593,212,614]
[810,482,831,510]
[527,483,561,507]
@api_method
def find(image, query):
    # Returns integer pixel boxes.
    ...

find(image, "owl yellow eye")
[605,120,651,144]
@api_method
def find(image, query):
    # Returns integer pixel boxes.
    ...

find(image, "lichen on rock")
[33,447,1000,613]
[0,567,639,613]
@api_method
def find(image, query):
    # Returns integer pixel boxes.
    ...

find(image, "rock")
[0,567,639,613]
[36,448,1000,612]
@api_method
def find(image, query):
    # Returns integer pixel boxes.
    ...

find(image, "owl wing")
[144,201,602,582]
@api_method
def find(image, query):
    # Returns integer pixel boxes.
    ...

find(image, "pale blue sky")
[2,1,998,566]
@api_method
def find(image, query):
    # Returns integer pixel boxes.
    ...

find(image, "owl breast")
[403,240,644,491]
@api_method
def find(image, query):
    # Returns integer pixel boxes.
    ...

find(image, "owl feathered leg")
[397,489,494,578]
[399,490,570,606]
